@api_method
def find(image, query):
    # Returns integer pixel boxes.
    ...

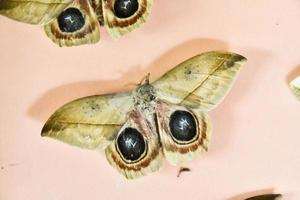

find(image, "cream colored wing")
[41,92,134,150]
[102,0,153,39]
[105,109,163,179]
[0,0,72,25]
[156,101,211,165]
[44,0,100,46]
[153,51,247,111]
[289,76,300,100]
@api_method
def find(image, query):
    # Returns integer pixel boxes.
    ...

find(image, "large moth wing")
[41,92,133,150]
[105,109,163,179]
[289,76,300,100]
[0,0,72,25]
[153,51,247,111]
[44,0,101,46]
[102,0,153,39]
[156,101,211,165]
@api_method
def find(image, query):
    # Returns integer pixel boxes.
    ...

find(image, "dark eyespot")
[117,127,146,161]
[169,110,197,142]
[114,0,139,18]
[57,8,85,32]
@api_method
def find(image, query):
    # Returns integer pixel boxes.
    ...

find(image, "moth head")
[116,127,147,162]
[113,0,139,18]
[168,110,198,144]
[57,7,85,33]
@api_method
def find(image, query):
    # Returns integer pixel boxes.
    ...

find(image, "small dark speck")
[1,166,4,170]
[177,167,191,177]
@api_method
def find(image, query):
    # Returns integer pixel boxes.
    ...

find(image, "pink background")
[0,0,300,199]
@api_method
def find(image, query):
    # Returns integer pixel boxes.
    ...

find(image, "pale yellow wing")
[0,0,72,25]
[44,0,100,46]
[289,76,300,100]
[153,51,247,111]
[102,0,153,39]
[41,92,134,150]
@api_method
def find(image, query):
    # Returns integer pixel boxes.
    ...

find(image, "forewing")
[0,0,72,24]
[41,92,133,150]
[102,0,153,39]
[156,101,211,165]
[290,76,300,100]
[153,51,247,111]
[44,0,100,46]
[105,109,163,179]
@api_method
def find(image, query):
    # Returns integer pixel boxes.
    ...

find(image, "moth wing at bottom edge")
[41,92,134,150]
[156,101,212,165]
[105,109,163,179]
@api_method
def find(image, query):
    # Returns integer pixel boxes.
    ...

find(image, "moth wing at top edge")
[0,0,72,25]
[41,92,134,150]
[153,51,247,111]
[102,0,153,39]
[44,0,101,47]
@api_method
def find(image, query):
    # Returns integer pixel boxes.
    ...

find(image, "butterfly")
[290,76,300,100]
[0,0,152,46]
[41,51,247,179]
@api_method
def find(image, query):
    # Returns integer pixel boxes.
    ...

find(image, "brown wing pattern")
[105,109,163,179]
[156,101,211,165]
[44,0,100,46]
[102,0,153,39]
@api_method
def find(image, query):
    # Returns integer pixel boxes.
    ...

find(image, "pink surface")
[0,0,300,199]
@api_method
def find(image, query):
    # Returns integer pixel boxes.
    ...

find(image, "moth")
[0,0,152,46]
[245,194,282,200]
[289,76,300,100]
[41,51,247,179]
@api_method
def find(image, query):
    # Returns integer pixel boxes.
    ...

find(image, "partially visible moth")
[289,76,300,100]
[41,51,247,179]
[245,194,282,200]
[0,0,152,46]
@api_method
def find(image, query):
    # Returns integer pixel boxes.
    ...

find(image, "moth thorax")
[133,83,157,112]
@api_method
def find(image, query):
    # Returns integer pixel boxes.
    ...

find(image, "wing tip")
[41,122,51,137]
[205,51,247,63]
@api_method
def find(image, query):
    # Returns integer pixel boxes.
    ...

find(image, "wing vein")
[179,59,226,104]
